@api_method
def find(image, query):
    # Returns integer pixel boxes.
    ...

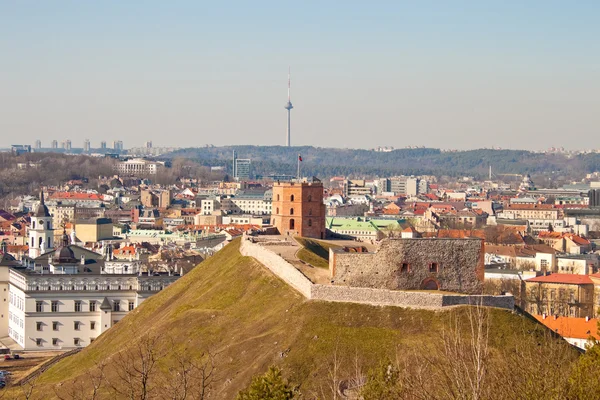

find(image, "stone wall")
[331,238,485,294]
[310,284,444,308]
[239,238,312,298]
[241,237,513,310]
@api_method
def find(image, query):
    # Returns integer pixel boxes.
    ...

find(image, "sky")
[1,1,599,151]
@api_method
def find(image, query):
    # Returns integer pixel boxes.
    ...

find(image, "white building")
[115,159,162,176]
[4,236,180,351]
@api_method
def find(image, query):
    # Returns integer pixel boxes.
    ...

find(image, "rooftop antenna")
[284,66,294,147]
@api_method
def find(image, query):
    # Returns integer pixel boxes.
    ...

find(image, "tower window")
[290,195,295,201]
[401,263,410,273]
[308,219,312,227]
[429,262,439,273]
[290,208,294,215]
[308,195,312,202]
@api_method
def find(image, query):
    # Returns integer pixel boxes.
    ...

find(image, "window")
[290,195,294,201]
[308,195,312,202]
[308,219,312,227]
[74,321,81,330]
[276,207,279,214]
[129,301,135,311]
[290,208,294,215]
[52,338,59,346]
[429,262,439,273]
[90,321,96,330]
[36,322,42,331]
[89,301,96,312]
[51,301,59,312]
[74,301,82,312]
[401,263,410,273]
[113,301,120,312]
[36,301,43,312]
[53,321,58,331]
[36,338,42,347]
[74,338,80,346]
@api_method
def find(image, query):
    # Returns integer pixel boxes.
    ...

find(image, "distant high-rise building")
[234,158,251,181]
[100,141,107,150]
[284,67,293,147]
[65,140,72,151]
[145,141,153,149]
[113,140,123,150]
[84,139,91,152]
[51,140,58,149]
[34,140,41,149]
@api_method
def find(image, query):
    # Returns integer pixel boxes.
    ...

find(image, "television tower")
[284,67,293,147]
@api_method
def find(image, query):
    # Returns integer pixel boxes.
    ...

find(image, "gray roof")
[100,297,112,310]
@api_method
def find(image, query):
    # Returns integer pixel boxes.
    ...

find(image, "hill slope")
[34,239,578,399]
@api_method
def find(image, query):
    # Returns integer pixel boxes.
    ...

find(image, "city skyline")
[1,2,599,151]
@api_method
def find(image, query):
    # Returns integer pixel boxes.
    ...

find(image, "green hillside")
[28,239,582,399]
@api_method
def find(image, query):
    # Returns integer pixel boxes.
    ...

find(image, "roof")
[534,316,600,340]
[526,274,593,285]
[34,191,51,218]
[100,297,112,310]
[49,192,103,201]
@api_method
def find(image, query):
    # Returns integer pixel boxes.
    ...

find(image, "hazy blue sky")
[1,1,598,150]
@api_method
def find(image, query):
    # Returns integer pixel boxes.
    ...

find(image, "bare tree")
[157,344,217,400]
[107,333,164,400]
[319,344,342,400]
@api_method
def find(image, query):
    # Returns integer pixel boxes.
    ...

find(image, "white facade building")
[4,238,180,351]
[115,159,162,176]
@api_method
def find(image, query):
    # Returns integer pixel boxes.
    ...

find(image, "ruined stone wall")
[239,238,313,297]
[331,238,484,294]
[241,238,512,310]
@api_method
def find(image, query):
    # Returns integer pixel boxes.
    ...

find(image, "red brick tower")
[271,179,326,239]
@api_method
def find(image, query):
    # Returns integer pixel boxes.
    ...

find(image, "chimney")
[586,316,590,322]
[554,315,557,320]
[542,313,546,320]
[80,255,85,265]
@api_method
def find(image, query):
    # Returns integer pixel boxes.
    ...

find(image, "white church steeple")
[28,190,54,259]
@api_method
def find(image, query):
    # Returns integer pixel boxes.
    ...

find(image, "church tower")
[28,190,54,259]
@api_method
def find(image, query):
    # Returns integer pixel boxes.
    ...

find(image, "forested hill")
[167,146,600,179]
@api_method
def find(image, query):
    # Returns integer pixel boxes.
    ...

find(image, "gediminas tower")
[271,178,326,239]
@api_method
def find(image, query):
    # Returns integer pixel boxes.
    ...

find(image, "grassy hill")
[29,239,580,399]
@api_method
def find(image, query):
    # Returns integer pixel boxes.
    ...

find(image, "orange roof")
[534,315,600,340]
[564,234,591,246]
[526,274,593,285]
[50,192,103,201]
[507,204,556,210]
[538,231,563,239]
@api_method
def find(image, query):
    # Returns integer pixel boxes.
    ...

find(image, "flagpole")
[297,154,300,181]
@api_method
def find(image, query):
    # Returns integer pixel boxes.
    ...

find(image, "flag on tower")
[298,155,303,162]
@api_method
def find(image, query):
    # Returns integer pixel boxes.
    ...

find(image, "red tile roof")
[526,274,593,285]
[50,192,103,201]
[534,316,599,340]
